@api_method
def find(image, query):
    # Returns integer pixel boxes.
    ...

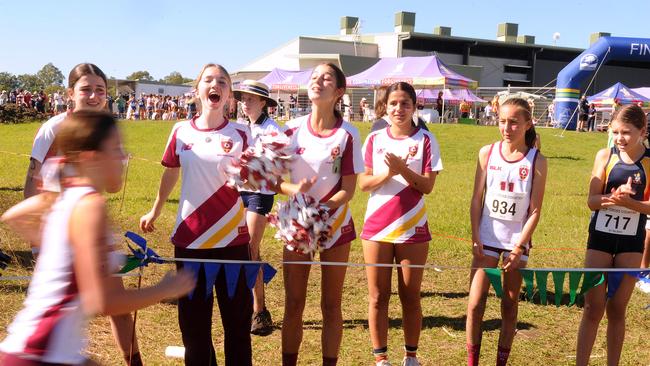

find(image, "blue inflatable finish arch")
[555,37,650,130]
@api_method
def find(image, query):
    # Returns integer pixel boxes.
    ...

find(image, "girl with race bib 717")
[576,104,650,366]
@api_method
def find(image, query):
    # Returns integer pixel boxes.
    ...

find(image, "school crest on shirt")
[296,147,305,155]
[331,146,341,160]
[376,148,385,155]
[519,165,530,180]
[408,144,418,158]
[221,138,233,153]
[182,143,194,151]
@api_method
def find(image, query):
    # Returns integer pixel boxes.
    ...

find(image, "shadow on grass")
[302,315,535,331]
[546,155,583,161]
[421,316,534,331]
[105,197,179,204]
[421,291,469,299]
[0,186,23,192]
[0,283,29,292]
[519,290,585,308]
[388,291,469,299]
[3,250,35,270]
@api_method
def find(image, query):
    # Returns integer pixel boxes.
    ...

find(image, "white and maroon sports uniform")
[247,114,281,144]
[479,142,539,260]
[360,126,443,243]
[29,113,72,194]
[238,114,282,195]
[284,114,364,249]
[30,113,69,165]
[0,186,96,364]
[162,117,251,249]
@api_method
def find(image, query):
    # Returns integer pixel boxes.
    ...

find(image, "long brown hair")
[384,82,417,106]
[68,63,107,89]
[500,97,537,149]
[374,86,388,118]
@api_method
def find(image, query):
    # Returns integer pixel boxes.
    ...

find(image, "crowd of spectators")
[0,89,69,114]
[0,89,209,121]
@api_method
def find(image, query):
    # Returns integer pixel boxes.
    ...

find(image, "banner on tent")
[381,77,414,85]
[272,84,300,91]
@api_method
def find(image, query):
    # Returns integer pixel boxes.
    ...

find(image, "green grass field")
[1,121,649,365]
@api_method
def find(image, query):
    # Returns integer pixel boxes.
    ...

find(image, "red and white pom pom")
[268,193,333,255]
[227,132,292,191]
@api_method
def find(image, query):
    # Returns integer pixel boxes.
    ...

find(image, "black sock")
[405,344,418,358]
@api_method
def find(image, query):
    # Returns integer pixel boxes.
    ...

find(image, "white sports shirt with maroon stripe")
[360,126,443,243]
[0,186,94,363]
[479,142,538,251]
[284,114,364,249]
[30,112,68,164]
[162,117,251,249]
[29,113,72,193]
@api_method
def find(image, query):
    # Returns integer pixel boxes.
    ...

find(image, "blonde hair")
[194,63,232,90]
[194,63,232,115]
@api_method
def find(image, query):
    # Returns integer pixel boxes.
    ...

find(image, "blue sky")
[1,0,647,81]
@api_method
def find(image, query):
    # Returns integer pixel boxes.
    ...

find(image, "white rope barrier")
[0,272,141,282]
[2,256,649,283]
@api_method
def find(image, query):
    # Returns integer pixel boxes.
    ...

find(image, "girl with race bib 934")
[576,104,650,366]
[466,98,547,366]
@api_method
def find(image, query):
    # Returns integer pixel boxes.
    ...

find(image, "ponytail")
[525,126,537,149]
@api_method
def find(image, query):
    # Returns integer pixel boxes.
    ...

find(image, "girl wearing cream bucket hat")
[234,80,278,108]
[233,79,281,336]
